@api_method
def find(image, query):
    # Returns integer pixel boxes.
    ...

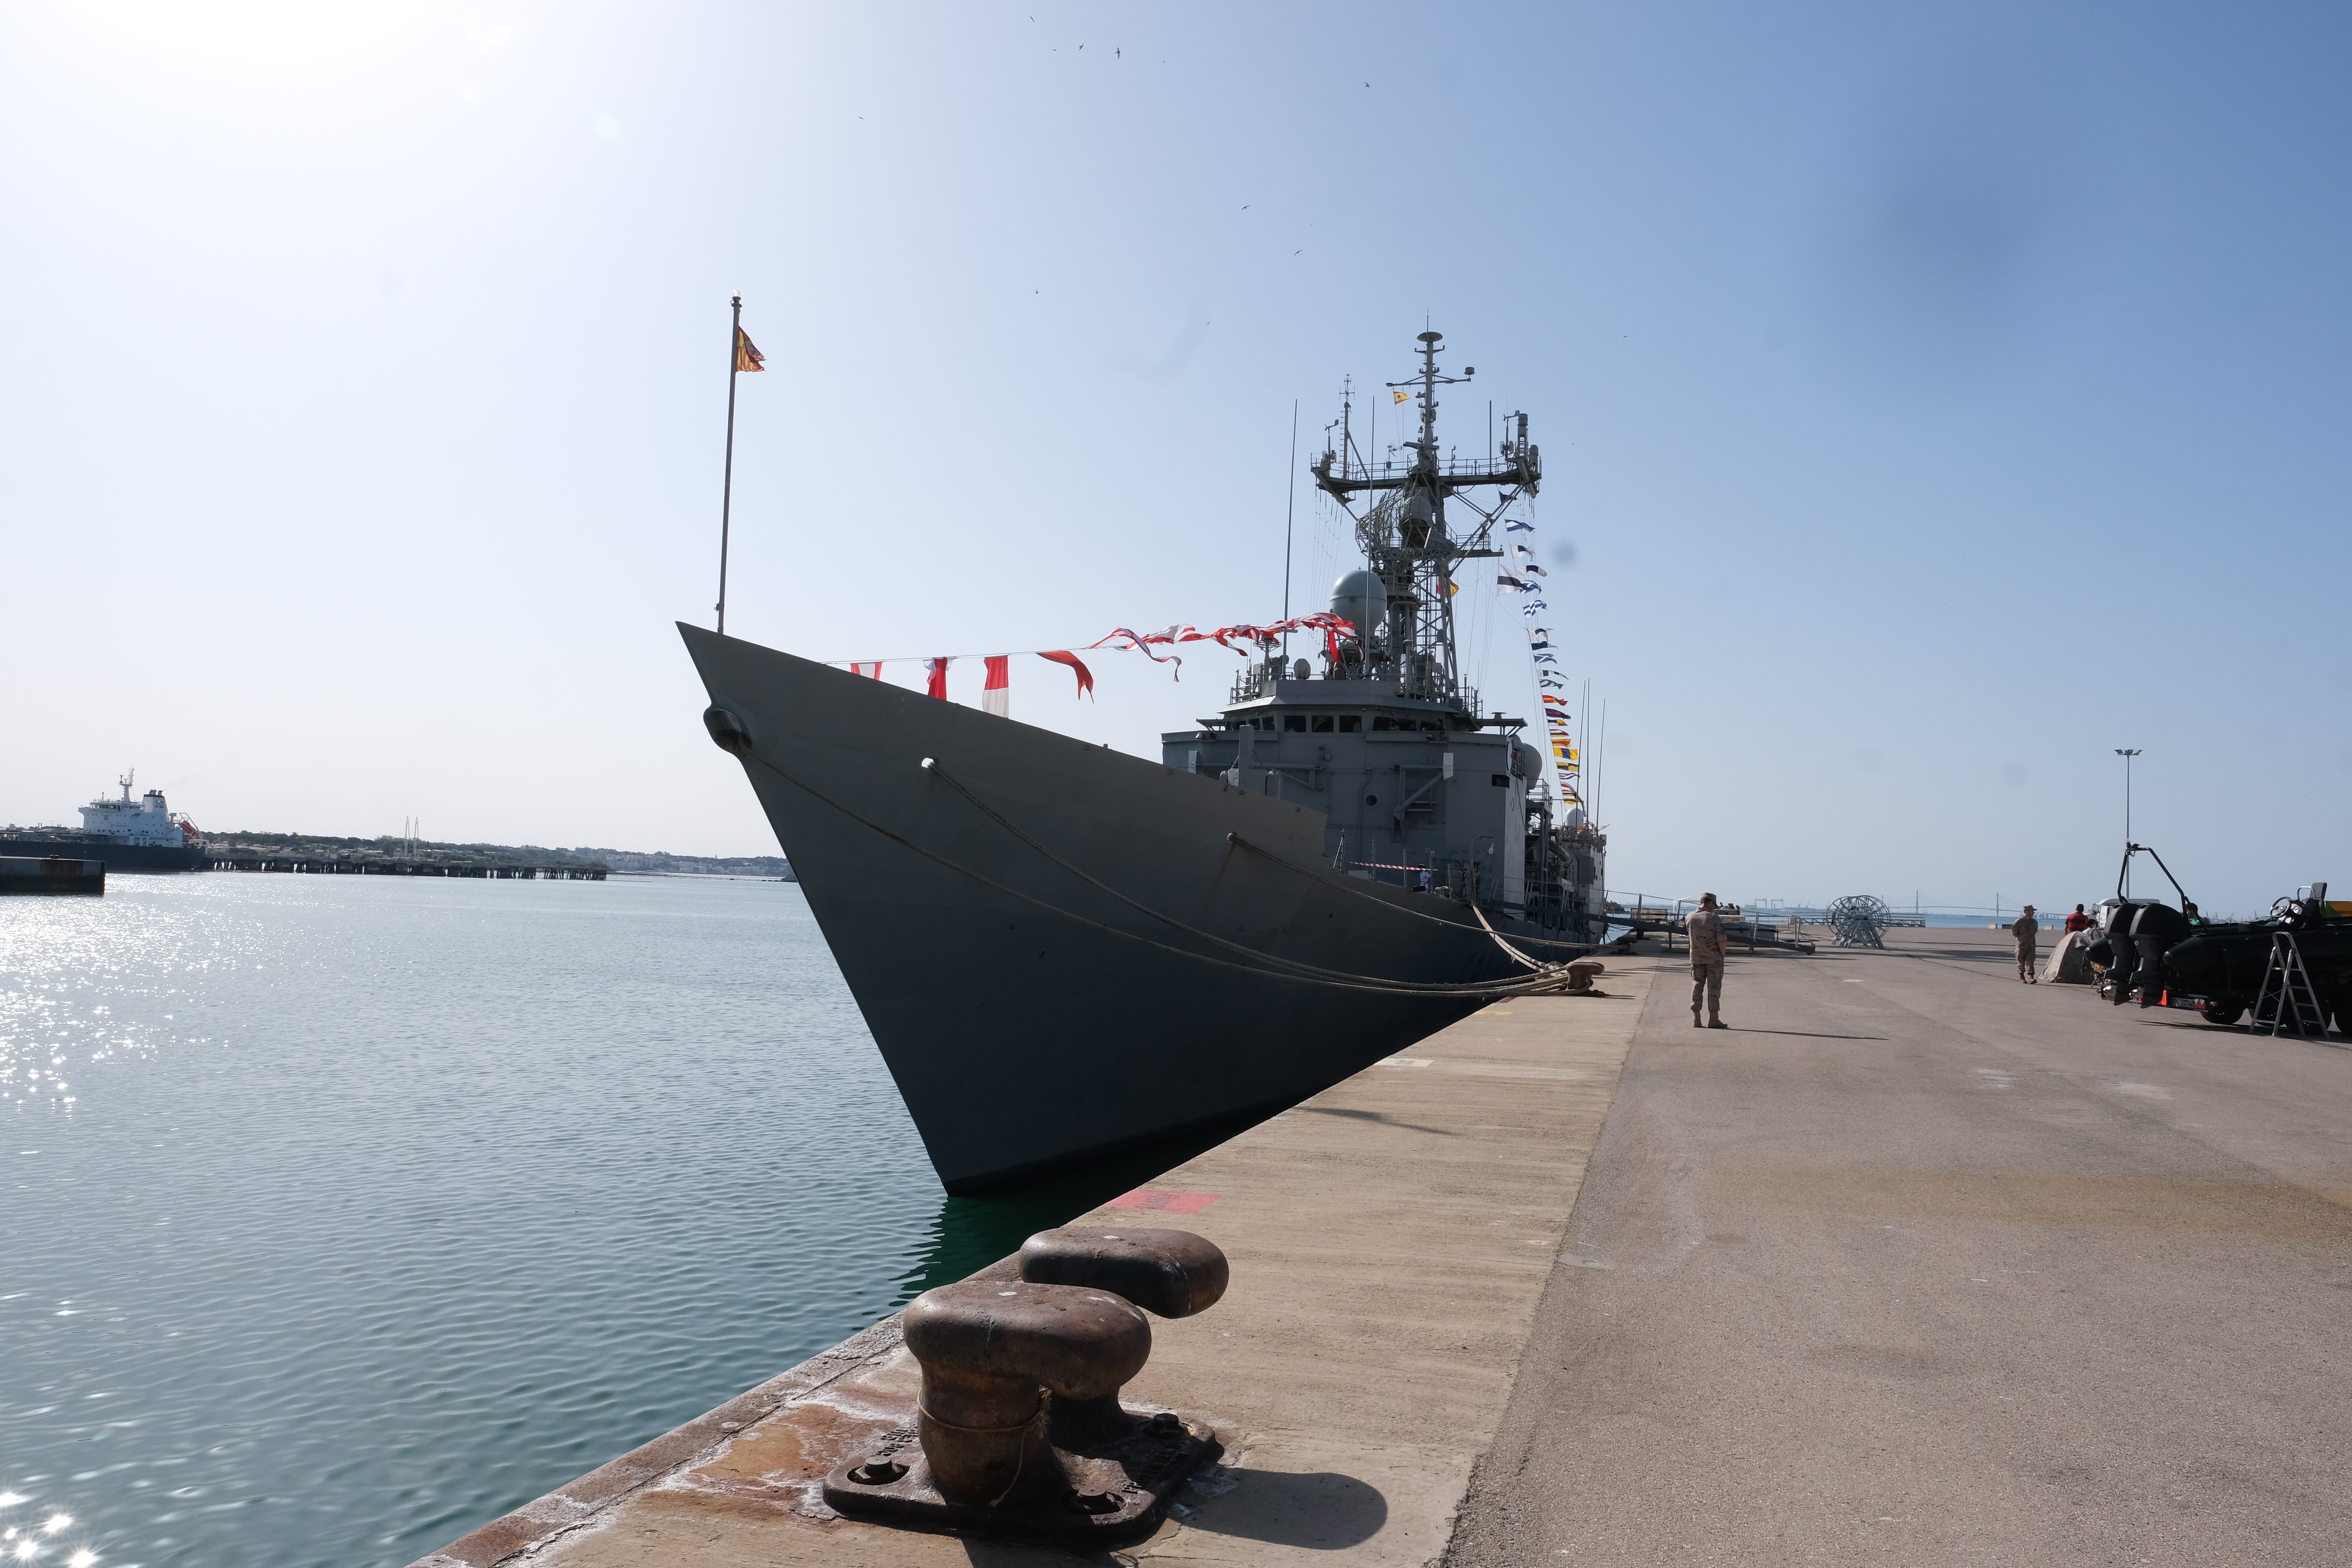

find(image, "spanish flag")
[735,327,765,373]
[1392,388,1410,404]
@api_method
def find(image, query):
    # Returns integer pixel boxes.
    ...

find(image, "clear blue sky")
[4,2,2346,916]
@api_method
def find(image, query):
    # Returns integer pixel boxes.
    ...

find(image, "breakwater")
[205,854,606,879]
[0,854,105,894]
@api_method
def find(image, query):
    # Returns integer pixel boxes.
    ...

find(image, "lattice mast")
[1310,330,1540,704]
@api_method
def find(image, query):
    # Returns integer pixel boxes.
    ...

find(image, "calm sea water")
[0,873,1145,1568]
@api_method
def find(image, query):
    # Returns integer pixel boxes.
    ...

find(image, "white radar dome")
[1329,570,1387,640]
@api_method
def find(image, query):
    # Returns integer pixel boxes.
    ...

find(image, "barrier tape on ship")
[730,742,1591,999]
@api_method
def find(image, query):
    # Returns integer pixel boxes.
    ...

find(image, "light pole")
[2114,749,2142,895]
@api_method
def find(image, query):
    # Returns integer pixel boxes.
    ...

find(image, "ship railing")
[1336,455,1529,484]
[1226,664,1483,713]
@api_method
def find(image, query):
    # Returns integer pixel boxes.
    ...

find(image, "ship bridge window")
[1338,715,1361,733]
[1282,714,1308,733]
[1311,714,1335,733]
[1372,716,1401,731]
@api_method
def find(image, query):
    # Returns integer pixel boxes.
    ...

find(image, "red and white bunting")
[1089,612,1359,675]
[835,614,1348,697]
[1037,650,1093,699]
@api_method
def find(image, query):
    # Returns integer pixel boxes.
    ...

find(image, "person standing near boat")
[2011,905,2040,983]
[1687,893,1729,1029]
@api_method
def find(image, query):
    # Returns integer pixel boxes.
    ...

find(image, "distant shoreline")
[191,830,791,880]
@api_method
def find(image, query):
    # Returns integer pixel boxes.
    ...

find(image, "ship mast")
[1310,330,1540,706]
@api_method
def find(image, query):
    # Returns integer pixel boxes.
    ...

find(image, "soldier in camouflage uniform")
[1687,893,1728,1030]
[2011,905,2040,983]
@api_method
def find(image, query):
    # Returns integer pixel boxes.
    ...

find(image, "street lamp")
[2114,749,2142,895]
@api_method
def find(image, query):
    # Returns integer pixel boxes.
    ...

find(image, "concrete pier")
[413,925,2352,1565]
[1448,926,2352,1565]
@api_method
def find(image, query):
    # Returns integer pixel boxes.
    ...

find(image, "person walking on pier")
[1687,893,1728,1029]
[2011,905,2040,983]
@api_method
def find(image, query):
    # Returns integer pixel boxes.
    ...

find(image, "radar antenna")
[1311,331,1540,704]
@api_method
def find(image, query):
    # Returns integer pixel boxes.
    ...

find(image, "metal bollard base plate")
[822,1412,1222,1546]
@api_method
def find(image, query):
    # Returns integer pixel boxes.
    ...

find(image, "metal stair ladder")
[2251,931,2330,1038]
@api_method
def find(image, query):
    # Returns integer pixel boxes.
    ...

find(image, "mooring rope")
[917,757,1566,995]
[1221,832,1603,959]
[1466,899,1557,972]
[730,742,1579,999]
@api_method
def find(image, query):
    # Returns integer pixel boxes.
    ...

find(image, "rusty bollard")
[826,1227,1228,1541]
[1018,1228,1227,1448]
[901,1280,1150,1504]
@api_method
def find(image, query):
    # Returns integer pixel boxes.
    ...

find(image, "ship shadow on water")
[891,1115,1260,1304]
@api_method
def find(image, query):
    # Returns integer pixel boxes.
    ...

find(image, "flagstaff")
[716,294,764,635]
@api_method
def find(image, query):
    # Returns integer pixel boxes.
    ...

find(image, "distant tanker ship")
[0,772,205,871]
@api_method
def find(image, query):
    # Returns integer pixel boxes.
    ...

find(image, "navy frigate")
[684,331,1607,1191]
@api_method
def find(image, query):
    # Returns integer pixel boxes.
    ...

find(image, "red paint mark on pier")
[1107,1189,1218,1214]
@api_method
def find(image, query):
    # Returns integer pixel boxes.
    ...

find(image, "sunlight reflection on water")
[0,873,963,1568]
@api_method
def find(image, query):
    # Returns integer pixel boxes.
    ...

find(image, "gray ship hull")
[681,625,1546,1193]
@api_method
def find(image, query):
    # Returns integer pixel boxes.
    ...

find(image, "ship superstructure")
[80,771,196,845]
[1165,332,1604,939]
